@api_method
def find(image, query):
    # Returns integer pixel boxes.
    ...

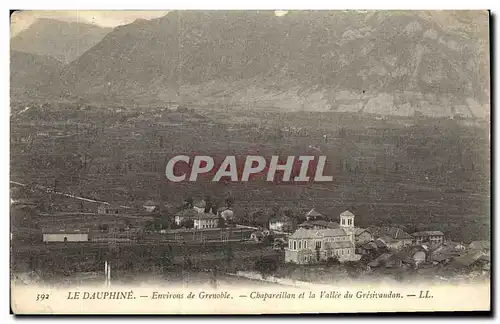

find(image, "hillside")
[11,18,112,63]
[13,11,490,118]
[10,50,65,100]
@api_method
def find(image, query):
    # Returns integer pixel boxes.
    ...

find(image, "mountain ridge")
[11,18,112,63]
[11,11,490,118]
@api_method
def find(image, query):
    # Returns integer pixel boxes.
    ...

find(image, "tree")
[204,196,213,213]
[225,196,234,208]
[254,257,278,278]
[160,214,172,229]
[99,224,110,232]
[180,219,194,229]
[144,220,155,232]
[183,197,193,209]
[223,246,234,265]
[262,233,275,245]
[218,216,226,228]
[326,255,340,266]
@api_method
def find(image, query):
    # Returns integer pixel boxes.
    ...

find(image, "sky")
[10,10,289,37]
[10,11,171,37]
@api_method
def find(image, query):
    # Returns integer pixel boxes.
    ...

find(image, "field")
[10,99,490,245]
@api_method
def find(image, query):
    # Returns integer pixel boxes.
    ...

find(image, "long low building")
[42,227,90,242]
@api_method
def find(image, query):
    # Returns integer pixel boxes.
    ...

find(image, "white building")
[42,228,89,242]
[174,209,198,225]
[269,216,293,232]
[285,210,359,264]
[193,212,219,229]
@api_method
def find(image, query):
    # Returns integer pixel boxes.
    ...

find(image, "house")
[218,207,235,221]
[354,228,373,245]
[285,210,358,264]
[42,227,89,242]
[430,245,465,264]
[143,200,159,212]
[193,212,219,229]
[193,199,207,213]
[269,215,293,232]
[97,204,121,215]
[378,235,408,251]
[174,209,199,225]
[412,231,445,247]
[357,241,378,255]
[305,208,324,221]
[369,226,413,249]
[374,238,389,251]
[395,246,428,267]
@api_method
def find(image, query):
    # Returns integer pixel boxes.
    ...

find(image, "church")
[285,210,360,264]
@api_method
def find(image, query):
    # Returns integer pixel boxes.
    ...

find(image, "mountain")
[10,50,65,99]
[23,11,493,118]
[11,18,112,63]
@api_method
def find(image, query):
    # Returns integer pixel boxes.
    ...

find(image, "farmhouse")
[193,212,219,229]
[143,200,159,212]
[412,231,444,247]
[42,227,89,242]
[354,228,373,245]
[174,209,198,225]
[269,215,293,232]
[218,207,235,221]
[368,226,413,250]
[305,208,324,221]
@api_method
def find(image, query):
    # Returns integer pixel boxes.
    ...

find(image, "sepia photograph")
[8,9,491,314]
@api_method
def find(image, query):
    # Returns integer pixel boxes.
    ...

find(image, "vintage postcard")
[9,10,491,314]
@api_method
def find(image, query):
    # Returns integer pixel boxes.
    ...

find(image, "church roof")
[289,227,347,239]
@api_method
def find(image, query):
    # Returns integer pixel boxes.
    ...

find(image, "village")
[10,181,491,285]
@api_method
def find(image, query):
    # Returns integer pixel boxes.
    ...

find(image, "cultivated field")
[10,100,490,244]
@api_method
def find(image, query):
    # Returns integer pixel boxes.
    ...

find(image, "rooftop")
[143,200,159,206]
[42,228,90,234]
[193,200,207,208]
[369,226,413,240]
[354,227,369,235]
[175,209,199,218]
[412,231,444,237]
[195,212,219,220]
[289,227,347,239]
[306,208,323,217]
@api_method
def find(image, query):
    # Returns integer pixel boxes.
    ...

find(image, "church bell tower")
[340,210,355,241]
